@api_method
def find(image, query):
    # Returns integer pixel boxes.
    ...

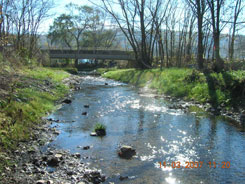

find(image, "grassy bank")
[0,66,71,170]
[101,68,245,109]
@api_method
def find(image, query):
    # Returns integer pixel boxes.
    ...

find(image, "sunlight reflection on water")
[48,75,245,184]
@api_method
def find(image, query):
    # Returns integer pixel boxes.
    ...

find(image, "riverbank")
[0,66,105,183]
[0,67,69,152]
[98,68,245,123]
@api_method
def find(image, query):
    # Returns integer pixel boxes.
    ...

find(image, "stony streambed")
[1,73,244,184]
[46,75,245,184]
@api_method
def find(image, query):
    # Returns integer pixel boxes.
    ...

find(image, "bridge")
[43,48,135,61]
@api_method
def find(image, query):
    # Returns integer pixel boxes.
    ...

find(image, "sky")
[39,0,94,34]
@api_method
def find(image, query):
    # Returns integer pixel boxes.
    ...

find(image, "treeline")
[0,0,52,59]
[1,0,243,72]
[99,0,245,71]
[47,0,245,71]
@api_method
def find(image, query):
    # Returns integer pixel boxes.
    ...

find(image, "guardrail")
[43,49,135,60]
[43,47,133,51]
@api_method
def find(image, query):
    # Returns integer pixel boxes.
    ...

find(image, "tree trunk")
[213,33,224,71]
[75,59,78,68]
[197,15,204,70]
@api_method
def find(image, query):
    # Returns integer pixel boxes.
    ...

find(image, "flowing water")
[47,75,245,184]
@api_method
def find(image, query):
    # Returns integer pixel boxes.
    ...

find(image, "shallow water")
[48,75,245,184]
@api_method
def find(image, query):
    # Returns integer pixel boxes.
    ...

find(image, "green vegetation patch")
[0,67,69,152]
[96,68,118,75]
[24,67,70,83]
[94,123,106,132]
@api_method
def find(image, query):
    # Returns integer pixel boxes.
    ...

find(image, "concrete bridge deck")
[44,49,135,60]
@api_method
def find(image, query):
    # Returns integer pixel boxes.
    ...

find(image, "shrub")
[94,123,106,136]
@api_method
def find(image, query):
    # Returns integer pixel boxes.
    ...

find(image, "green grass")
[0,67,70,152]
[23,67,70,83]
[102,68,245,108]
[96,68,118,75]
[94,123,106,132]
[44,67,78,75]
[0,67,70,172]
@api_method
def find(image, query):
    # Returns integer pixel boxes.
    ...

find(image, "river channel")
[47,75,245,184]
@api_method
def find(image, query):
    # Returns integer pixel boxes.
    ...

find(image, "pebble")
[84,105,89,108]
[36,180,46,184]
[83,146,90,150]
[90,132,97,136]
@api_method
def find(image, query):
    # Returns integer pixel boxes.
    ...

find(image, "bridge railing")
[43,48,135,60]
[45,47,133,52]
[47,49,134,55]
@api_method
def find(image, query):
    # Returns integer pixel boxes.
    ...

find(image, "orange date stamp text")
[158,161,230,169]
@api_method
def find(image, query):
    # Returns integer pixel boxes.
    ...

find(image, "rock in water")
[62,99,72,104]
[90,132,97,136]
[119,175,128,181]
[95,129,106,136]
[83,146,90,150]
[82,112,87,115]
[84,104,89,108]
[240,113,245,124]
[105,83,108,85]
[118,145,136,159]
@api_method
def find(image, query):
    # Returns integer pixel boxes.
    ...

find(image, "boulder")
[84,105,89,108]
[47,154,62,167]
[90,132,97,136]
[47,157,59,167]
[54,153,63,160]
[95,129,106,136]
[119,175,128,181]
[74,153,81,158]
[105,83,108,85]
[118,145,136,159]
[83,146,90,150]
[62,99,72,104]
[84,170,105,184]
[240,113,245,124]
[82,112,87,116]
[67,171,74,176]
[36,180,46,184]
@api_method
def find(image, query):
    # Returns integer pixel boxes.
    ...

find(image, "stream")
[47,75,245,184]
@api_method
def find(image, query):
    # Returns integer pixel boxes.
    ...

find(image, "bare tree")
[177,6,195,67]
[99,0,170,68]
[228,0,244,61]
[0,0,14,48]
[0,0,53,57]
[186,0,207,70]
[149,0,171,69]
[206,0,225,72]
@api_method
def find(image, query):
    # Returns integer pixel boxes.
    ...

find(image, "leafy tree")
[48,14,74,49]
[48,4,118,66]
